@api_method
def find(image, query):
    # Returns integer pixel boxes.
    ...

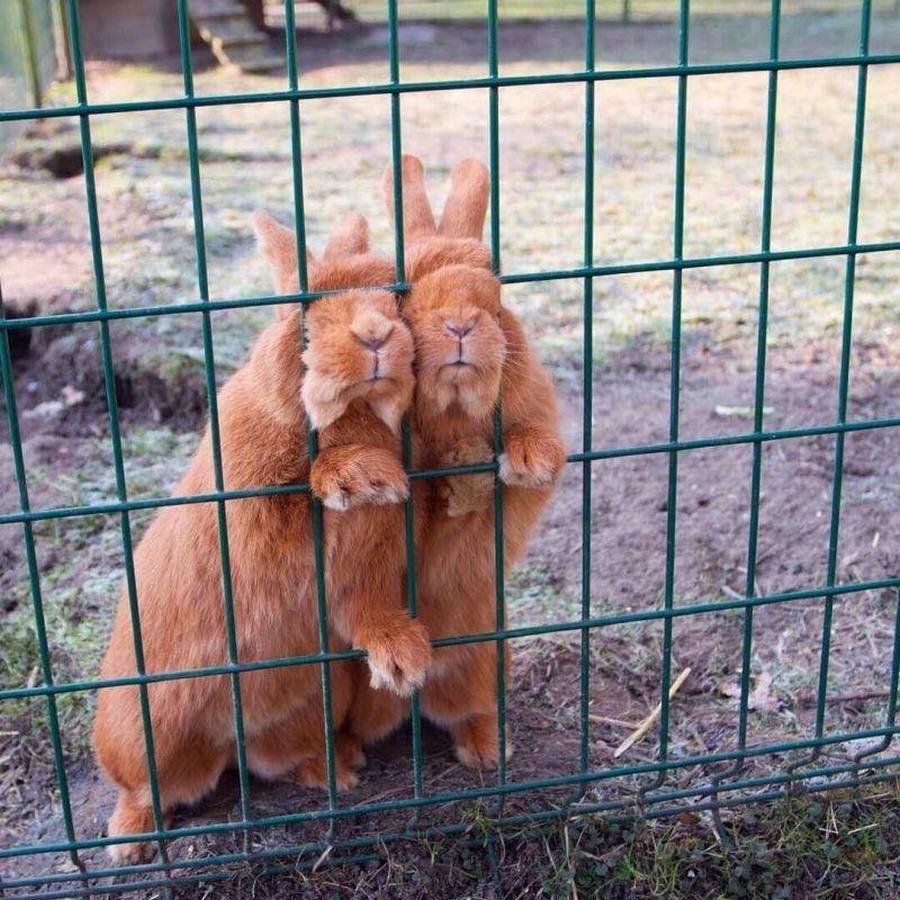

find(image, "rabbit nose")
[351,316,393,351]
[361,334,386,352]
[444,318,475,339]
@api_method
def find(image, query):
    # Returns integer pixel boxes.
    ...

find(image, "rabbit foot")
[336,730,367,771]
[452,716,514,769]
[363,617,432,697]
[294,754,359,792]
[498,429,566,488]
[107,793,162,865]
[311,447,408,511]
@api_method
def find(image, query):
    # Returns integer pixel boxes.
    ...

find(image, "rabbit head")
[405,265,505,420]
[252,210,414,433]
[382,154,503,420]
[301,287,414,433]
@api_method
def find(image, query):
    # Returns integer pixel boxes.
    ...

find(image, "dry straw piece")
[610,667,692,759]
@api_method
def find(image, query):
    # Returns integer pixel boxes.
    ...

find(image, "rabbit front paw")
[363,616,432,697]
[311,447,408,511]
[498,429,566,488]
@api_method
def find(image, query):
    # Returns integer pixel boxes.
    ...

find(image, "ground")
[1,6,900,897]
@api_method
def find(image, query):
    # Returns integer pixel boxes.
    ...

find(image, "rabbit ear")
[323,212,370,260]
[382,154,437,242]
[252,210,319,320]
[252,210,317,267]
[438,158,489,241]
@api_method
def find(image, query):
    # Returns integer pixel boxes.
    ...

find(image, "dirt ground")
[3,335,898,892]
[2,10,900,897]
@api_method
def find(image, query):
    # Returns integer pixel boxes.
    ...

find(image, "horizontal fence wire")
[4,721,900,865]
[2,0,899,895]
[3,51,900,123]
[2,237,900,329]
[2,573,900,703]
[2,414,899,526]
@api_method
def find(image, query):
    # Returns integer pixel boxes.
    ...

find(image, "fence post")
[51,0,72,79]
[16,0,42,108]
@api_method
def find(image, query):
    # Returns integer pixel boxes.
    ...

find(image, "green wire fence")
[1,0,899,896]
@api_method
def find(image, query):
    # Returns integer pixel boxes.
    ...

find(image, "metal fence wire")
[2,0,900,896]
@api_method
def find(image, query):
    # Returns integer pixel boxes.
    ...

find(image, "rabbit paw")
[311,447,408,511]
[498,429,566,488]
[336,730,367,772]
[107,838,156,866]
[438,437,494,517]
[295,754,359,792]
[452,715,514,769]
[364,617,432,697]
[107,794,161,865]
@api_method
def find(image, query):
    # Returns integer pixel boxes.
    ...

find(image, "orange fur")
[343,157,567,767]
[93,212,427,863]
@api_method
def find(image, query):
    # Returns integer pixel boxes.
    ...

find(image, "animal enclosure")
[1,0,900,896]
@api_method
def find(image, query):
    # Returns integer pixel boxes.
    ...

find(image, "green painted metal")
[174,1,254,855]
[578,0,596,785]
[2,0,899,896]
[384,0,426,810]
[282,0,341,812]
[4,51,900,125]
[486,0,508,806]
[65,0,172,877]
[707,0,782,834]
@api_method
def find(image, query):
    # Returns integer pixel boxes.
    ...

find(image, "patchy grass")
[5,12,900,376]
[0,428,198,842]
[161,785,900,898]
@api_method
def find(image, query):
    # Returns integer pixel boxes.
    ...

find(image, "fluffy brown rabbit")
[341,156,567,768]
[92,213,429,863]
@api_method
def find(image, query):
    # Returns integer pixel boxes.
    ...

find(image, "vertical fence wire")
[0,282,86,882]
[639,0,690,804]
[852,590,900,773]
[578,0,596,783]
[173,0,253,841]
[15,0,41,110]
[485,0,508,809]
[788,0,872,785]
[63,0,171,873]
[383,0,427,807]
[282,0,340,812]
[707,0,782,832]
[816,0,872,739]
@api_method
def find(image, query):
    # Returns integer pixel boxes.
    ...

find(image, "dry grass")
[4,11,900,368]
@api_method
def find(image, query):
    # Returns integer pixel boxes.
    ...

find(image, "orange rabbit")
[343,156,567,767]
[92,212,429,863]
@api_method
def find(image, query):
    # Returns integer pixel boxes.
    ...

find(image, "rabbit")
[92,212,429,863]
[339,156,567,769]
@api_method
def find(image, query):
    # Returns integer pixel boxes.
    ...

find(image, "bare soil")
[3,331,898,894]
